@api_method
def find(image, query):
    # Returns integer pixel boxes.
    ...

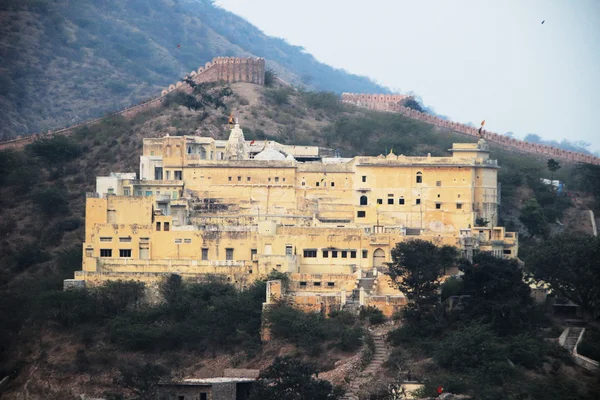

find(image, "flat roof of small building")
[163,377,256,386]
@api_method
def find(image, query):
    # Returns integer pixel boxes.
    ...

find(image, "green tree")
[386,240,458,318]
[547,158,561,181]
[460,252,534,334]
[519,198,549,238]
[403,98,424,112]
[264,68,276,87]
[30,187,69,216]
[249,356,343,400]
[526,234,600,318]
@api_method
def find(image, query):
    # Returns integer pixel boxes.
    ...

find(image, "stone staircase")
[342,333,388,400]
[564,327,583,353]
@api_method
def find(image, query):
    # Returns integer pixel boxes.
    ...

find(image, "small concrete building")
[158,377,256,400]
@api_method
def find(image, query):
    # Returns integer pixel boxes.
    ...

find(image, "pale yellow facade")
[68,124,518,316]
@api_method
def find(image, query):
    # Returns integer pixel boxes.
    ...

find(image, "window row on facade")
[303,249,369,259]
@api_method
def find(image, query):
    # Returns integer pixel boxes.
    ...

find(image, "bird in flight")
[541,20,545,24]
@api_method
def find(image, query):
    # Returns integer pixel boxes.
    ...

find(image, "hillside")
[0,0,389,140]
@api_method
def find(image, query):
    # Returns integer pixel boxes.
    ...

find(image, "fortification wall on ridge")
[0,57,266,151]
[342,93,600,165]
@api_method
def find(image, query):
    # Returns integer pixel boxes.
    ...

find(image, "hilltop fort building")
[67,124,518,318]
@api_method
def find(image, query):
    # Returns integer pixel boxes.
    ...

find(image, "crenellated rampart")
[342,93,600,165]
[0,57,265,151]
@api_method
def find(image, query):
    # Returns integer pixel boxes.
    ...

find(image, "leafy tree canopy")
[526,234,600,316]
[249,356,343,400]
[386,239,458,317]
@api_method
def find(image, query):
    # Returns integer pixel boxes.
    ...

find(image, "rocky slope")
[0,0,389,140]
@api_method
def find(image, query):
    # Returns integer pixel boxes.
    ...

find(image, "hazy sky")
[215,0,600,151]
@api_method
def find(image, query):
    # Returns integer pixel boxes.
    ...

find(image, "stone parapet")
[342,93,600,165]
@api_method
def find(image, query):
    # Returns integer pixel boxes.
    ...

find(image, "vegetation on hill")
[0,0,388,140]
[0,81,599,398]
[384,241,599,400]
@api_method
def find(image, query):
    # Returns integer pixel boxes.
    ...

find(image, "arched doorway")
[360,195,368,205]
[373,248,385,268]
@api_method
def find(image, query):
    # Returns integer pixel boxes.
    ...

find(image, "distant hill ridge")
[2,61,599,166]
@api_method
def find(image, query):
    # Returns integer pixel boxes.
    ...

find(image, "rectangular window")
[164,222,170,231]
[302,182,305,186]
[184,239,191,244]
[228,176,232,181]
[399,198,405,205]
[362,176,367,182]
[387,198,394,205]
[303,250,317,258]
[100,249,112,257]
[174,171,182,180]
[327,282,335,287]
[238,176,242,181]
[200,393,207,400]
[145,191,153,197]
[503,250,511,255]
[388,193,394,197]
[275,177,279,182]
[436,181,442,186]
[341,251,348,258]
[331,182,335,187]
[124,188,130,196]
[350,251,357,258]
[247,177,251,181]
[119,249,132,258]
[322,250,329,258]
[362,250,368,259]
[175,238,183,244]
[156,222,161,231]
[316,182,320,187]
[357,211,366,218]
[172,191,178,199]
[226,248,234,260]
[456,203,463,209]
[119,237,132,242]
[154,167,163,180]
[166,171,171,180]
[416,199,421,205]
[100,237,112,242]
[436,203,441,209]
[299,281,307,287]
[135,190,142,196]
[285,245,293,255]
[377,199,383,205]
[251,248,257,258]
[332,251,338,258]
[416,175,422,183]
[202,248,209,260]
[85,248,93,257]
[313,282,321,287]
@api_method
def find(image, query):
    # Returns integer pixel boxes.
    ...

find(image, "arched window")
[416,171,423,184]
[373,248,385,268]
[360,195,368,206]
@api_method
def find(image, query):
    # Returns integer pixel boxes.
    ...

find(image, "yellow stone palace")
[67,123,518,316]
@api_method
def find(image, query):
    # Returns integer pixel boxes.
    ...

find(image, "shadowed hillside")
[0,0,389,140]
